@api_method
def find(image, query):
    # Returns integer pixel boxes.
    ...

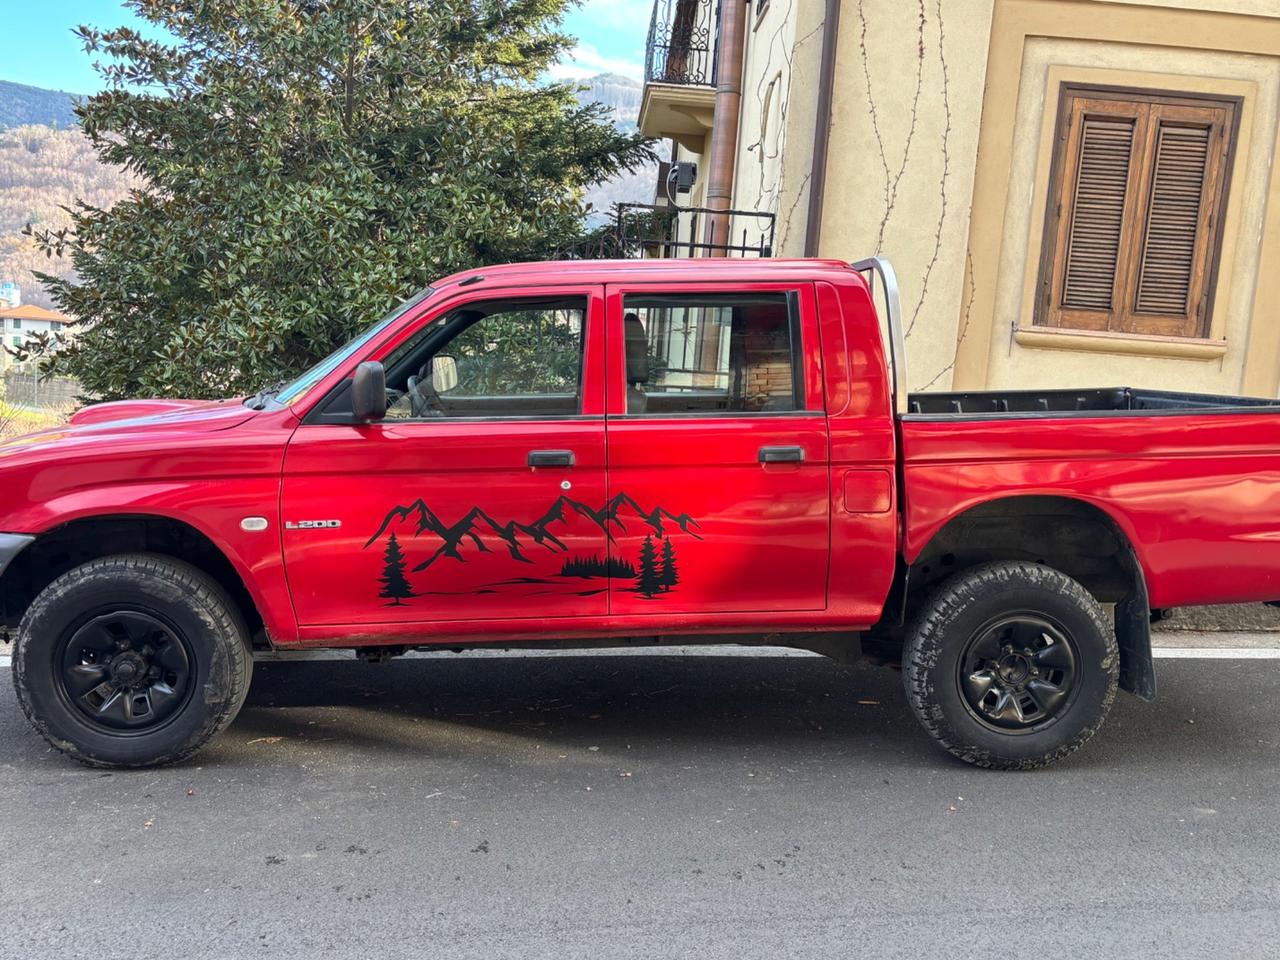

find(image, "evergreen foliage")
[28,0,654,399]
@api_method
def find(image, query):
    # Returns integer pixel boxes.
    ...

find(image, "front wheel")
[12,554,253,768]
[904,561,1118,770]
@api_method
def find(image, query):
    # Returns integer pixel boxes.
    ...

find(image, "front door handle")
[528,449,575,468]
[759,445,805,463]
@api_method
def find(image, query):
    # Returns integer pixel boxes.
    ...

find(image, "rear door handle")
[759,445,805,463]
[528,449,575,468]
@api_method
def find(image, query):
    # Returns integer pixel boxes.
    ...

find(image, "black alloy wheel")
[56,609,195,733]
[957,614,1079,732]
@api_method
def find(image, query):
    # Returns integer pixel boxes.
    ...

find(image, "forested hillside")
[0,125,134,310]
[0,80,78,130]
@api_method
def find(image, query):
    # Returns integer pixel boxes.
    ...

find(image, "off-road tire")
[12,554,253,768]
[904,561,1118,770]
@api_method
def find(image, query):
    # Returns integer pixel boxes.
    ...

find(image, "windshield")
[272,286,435,406]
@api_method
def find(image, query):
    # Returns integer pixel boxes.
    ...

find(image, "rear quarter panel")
[820,276,899,621]
[901,412,1280,608]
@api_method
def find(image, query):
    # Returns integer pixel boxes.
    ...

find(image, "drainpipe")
[703,0,748,257]
[803,0,842,256]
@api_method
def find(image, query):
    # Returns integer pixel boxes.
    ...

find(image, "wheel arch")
[906,494,1155,701]
[1,513,270,649]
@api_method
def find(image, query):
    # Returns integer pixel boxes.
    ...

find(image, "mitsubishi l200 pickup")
[4,257,1279,769]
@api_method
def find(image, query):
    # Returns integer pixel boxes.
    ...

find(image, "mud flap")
[1116,543,1156,702]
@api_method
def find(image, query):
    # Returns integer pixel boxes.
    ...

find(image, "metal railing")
[560,203,776,260]
[645,0,719,87]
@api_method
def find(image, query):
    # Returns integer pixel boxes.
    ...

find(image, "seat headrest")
[623,312,649,385]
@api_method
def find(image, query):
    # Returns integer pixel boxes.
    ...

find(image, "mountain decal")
[364,493,702,574]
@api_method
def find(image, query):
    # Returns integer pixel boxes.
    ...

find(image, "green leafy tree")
[30,0,653,400]
[636,534,660,598]
[378,532,413,605]
[658,536,678,592]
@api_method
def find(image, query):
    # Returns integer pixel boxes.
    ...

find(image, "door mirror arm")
[351,361,388,422]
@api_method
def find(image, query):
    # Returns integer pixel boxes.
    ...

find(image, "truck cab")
[278,258,897,640]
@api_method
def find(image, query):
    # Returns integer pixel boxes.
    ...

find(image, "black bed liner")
[905,387,1280,418]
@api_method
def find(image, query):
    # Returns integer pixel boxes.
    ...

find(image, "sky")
[0,0,650,95]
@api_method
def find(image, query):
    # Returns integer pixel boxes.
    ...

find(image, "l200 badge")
[285,520,343,529]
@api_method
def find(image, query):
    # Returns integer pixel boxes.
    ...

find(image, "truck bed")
[898,386,1280,611]
[906,387,1280,418]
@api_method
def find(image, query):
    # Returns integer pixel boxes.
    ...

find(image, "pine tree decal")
[636,534,661,597]
[379,533,414,606]
[659,537,679,593]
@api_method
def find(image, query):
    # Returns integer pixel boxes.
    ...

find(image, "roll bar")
[851,257,907,416]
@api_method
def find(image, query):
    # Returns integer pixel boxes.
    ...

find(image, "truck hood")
[66,398,254,430]
[0,398,260,459]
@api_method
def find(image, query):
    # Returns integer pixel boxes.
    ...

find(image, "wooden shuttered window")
[1036,87,1238,339]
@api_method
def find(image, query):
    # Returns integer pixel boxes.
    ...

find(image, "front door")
[282,286,610,628]
[603,282,831,615]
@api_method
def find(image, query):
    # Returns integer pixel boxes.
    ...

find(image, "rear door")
[603,282,830,615]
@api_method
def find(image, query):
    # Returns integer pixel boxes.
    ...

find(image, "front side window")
[382,297,587,420]
[621,292,802,415]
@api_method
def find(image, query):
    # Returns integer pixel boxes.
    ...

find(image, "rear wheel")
[12,554,253,768]
[904,561,1118,770]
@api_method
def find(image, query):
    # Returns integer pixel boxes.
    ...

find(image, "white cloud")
[549,42,644,83]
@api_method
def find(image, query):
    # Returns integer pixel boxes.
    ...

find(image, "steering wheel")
[407,361,445,418]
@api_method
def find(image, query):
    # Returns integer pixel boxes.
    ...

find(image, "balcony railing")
[559,203,776,260]
[645,0,718,87]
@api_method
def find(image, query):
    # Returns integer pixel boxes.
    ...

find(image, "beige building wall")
[815,0,995,391]
[951,0,1280,396]
[727,0,810,255]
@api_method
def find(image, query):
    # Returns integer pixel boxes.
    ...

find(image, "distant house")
[0,303,72,372]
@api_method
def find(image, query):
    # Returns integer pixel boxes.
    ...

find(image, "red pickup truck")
[4,257,1278,770]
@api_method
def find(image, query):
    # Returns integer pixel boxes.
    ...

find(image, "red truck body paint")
[4,258,1279,651]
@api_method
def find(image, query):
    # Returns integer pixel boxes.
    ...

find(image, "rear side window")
[621,292,802,416]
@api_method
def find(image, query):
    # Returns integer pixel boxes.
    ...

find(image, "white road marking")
[1151,646,1280,659]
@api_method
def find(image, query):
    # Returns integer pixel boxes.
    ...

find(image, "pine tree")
[379,533,413,606]
[659,537,679,592]
[636,534,661,598]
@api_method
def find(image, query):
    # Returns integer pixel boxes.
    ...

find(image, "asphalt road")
[2,650,1279,960]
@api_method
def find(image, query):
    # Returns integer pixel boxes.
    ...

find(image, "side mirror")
[431,355,458,393]
[351,361,387,422]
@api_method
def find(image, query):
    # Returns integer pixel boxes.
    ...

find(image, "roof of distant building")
[0,304,70,324]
